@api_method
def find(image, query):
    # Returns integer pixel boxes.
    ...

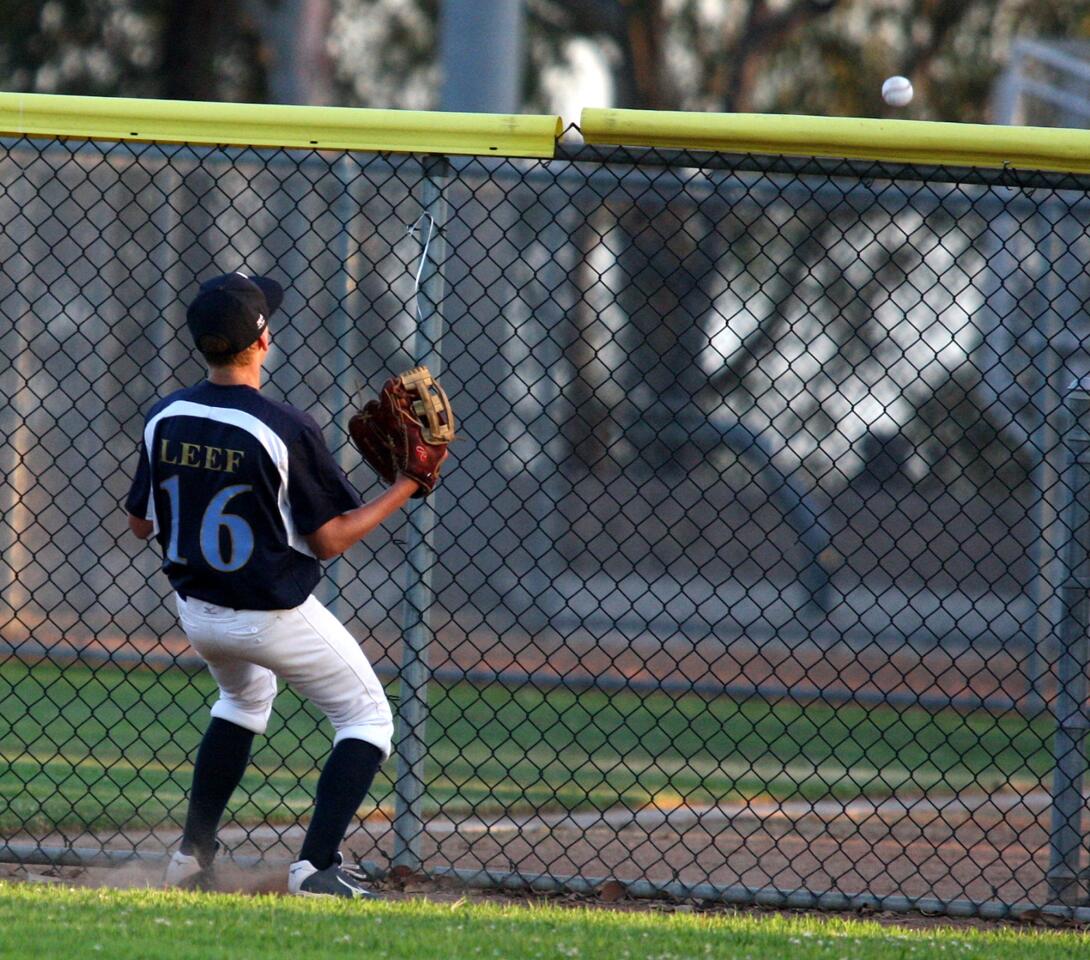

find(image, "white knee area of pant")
[209,699,274,735]
[333,720,394,760]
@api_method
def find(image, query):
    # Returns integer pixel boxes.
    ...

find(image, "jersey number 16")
[159,476,255,572]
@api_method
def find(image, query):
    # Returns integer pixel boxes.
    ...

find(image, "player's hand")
[397,447,448,494]
[128,514,154,539]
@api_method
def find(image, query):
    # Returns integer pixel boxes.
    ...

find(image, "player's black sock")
[179,717,255,865]
[298,738,383,870]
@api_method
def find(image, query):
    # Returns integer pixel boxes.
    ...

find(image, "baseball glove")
[348,366,454,498]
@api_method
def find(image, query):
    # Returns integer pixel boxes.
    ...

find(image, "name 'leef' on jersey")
[125,382,361,610]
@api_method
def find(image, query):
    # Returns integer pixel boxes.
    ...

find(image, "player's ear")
[257,329,271,351]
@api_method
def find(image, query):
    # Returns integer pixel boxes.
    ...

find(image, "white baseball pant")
[175,593,394,759]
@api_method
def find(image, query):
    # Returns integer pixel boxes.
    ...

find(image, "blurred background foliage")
[0,1,1088,119]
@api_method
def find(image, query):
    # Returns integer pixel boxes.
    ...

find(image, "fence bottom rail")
[3,844,1083,923]
[372,865,1090,923]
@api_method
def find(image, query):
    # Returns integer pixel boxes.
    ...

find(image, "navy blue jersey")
[125,381,361,610]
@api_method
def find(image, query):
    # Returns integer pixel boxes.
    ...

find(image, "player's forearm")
[305,475,419,559]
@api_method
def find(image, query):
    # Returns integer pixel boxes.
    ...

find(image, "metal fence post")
[1025,217,1070,717]
[390,155,451,871]
[1046,377,1090,904]
[324,153,358,624]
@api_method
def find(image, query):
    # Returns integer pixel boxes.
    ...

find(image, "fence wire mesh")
[3,128,1090,916]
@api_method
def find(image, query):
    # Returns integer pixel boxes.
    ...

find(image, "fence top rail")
[8,92,1090,180]
[0,91,563,158]
[581,107,1090,176]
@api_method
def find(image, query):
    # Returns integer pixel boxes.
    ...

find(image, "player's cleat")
[164,842,218,890]
[288,853,379,899]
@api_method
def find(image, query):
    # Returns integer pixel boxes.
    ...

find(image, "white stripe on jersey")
[142,399,315,558]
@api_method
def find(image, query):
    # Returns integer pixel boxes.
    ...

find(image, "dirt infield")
[3,783,1063,916]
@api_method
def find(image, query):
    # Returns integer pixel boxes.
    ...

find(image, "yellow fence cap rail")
[581,107,1090,176]
[0,92,563,158]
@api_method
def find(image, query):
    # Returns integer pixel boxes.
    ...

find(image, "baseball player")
[124,272,446,898]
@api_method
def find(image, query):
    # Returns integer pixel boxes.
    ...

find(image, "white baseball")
[882,76,913,107]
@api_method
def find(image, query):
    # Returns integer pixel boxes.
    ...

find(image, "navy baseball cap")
[186,272,284,355]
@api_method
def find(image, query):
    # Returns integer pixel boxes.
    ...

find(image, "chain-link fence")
[4,111,1090,919]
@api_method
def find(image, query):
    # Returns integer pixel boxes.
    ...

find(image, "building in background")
[993,39,1090,128]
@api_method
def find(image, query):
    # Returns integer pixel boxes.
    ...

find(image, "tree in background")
[2,0,1088,119]
[329,0,439,109]
[328,0,1090,120]
[529,0,1090,119]
[0,0,269,101]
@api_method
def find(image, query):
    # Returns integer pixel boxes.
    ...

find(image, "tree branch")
[721,0,843,111]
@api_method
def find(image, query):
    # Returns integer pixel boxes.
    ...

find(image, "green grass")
[0,882,1087,960]
[0,657,1057,833]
